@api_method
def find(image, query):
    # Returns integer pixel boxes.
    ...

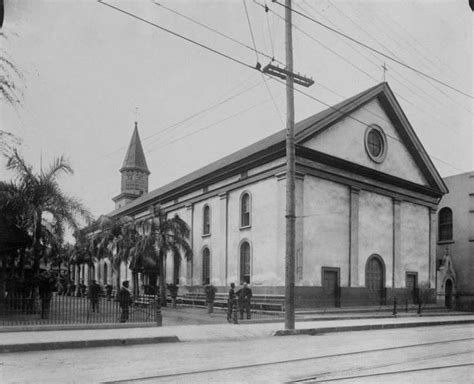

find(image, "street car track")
[292,362,474,383]
[101,337,474,383]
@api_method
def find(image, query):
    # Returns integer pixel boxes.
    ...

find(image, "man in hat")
[117,280,133,323]
[238,282,253,320]
[227,282,238,324]
[88,280,102,313]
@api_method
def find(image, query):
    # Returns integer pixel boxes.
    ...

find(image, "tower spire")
[112,121,150,209]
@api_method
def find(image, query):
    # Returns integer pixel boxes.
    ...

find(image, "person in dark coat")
[227,282,238,324]
[117,281,133,323]
[38,271,55,319]
[105,284,113,301]
[238,282,253,320]
[88,280,102,312]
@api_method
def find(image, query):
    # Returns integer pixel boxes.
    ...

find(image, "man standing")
[88,280,101,313]
[239,282,253,320]
[117,281,133,323]
[227,282,238,324]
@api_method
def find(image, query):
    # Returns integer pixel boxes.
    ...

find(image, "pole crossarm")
[263,63,314,87]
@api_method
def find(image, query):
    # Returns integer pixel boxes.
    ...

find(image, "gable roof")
[121,123,150,175]
[109,82,447,217]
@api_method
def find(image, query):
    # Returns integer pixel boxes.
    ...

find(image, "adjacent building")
[436,172,474,311]
[83,82,448,308]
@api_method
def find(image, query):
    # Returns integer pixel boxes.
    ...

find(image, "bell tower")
[113,122,150,209]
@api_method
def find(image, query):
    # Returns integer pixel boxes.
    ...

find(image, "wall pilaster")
[392,199,401,288]
[429,207,437,288]
[349,187,360,286]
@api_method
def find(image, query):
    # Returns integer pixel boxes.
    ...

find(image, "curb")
[273,319,474,336]
[0,335,180,354]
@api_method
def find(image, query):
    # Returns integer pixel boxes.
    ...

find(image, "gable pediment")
[296,83,447,195]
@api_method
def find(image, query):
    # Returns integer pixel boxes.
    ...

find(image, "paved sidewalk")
[1,314,473,354]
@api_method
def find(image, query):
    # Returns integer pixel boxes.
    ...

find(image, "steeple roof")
[120,122,150,174]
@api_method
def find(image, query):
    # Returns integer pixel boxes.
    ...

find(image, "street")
[0,324,472,383]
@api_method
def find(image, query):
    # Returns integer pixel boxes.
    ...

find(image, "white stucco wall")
[301,99,428,186]
[226,177,281,286]
[358,190,393,288]
[400,201,430,286]
[302,176,350,286]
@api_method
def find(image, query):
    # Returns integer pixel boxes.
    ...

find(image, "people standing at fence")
[37,271,55,319]
[88,280,101,313]
[205,284,217,314]
[238,282,253,320]
[117,280,133,323]
[105,284,113,301]
[227,282,238,324]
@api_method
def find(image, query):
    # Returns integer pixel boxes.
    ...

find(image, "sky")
[1,0,473,234]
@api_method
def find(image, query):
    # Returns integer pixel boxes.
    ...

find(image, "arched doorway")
[366,255,385,305]
[445,279,453,308]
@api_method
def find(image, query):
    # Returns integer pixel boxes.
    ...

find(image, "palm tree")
[139,206,192,306]
[5,150,92,277]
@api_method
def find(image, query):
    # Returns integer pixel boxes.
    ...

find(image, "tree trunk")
[159,251,166,307]
[0,259,6,312]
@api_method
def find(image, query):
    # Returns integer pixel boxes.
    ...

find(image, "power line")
[281,1,468,136]
[271,0,474,100]
[264,2,275,59]
[260,72,285,128]
[335,0,474,116]
[104,76,262,157]
[98,0,256,71]
[242,0,260,64]
[150,0,283,66]
[144,80,263,149]
[98,0,467,173]
[146,94,281,153]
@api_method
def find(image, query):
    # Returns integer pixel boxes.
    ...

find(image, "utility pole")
[284,0,296,331]
[262,0,313,330]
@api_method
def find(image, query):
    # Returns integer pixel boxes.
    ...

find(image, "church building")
[94,82,448,308]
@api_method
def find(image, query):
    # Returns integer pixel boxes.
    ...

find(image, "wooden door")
[367,257,383,304]
[406,273,418,303]
[323,270,339,307]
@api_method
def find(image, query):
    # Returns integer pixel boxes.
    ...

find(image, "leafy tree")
[136,206,192,306]
[1,32,24,156]
[5,150,92,276]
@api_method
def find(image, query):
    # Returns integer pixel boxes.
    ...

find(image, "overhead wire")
[264,2,275,59]
[271,0,474,100]
[150,0,283,66]
[337,0,474,116]
[242,0,260,64]
[98,0,467,173]
[103,74,261,157]
[146,93,282,153]
[144,80,263,149]
[283,1,466,136]
[98,0,256,71]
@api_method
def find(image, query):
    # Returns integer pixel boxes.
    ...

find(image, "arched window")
[240,241,251,283]
[203,205,211,235]
[438,207,453,241]
[240,192,251,228]
[202,247,210,285]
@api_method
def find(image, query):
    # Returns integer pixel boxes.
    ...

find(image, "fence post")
[392,297,397,316]
[155,297,162,327]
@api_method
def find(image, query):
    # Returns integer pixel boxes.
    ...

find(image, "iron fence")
[0,293,159,326]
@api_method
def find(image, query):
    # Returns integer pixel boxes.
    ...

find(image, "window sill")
[437,240,454,245]
[240,225,251,230]
[202,233,211,238]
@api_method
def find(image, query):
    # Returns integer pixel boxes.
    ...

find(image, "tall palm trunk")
[159,250,166,306]
[32,210,43,276]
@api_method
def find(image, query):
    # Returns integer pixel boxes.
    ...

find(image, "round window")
[364,125,387,163]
